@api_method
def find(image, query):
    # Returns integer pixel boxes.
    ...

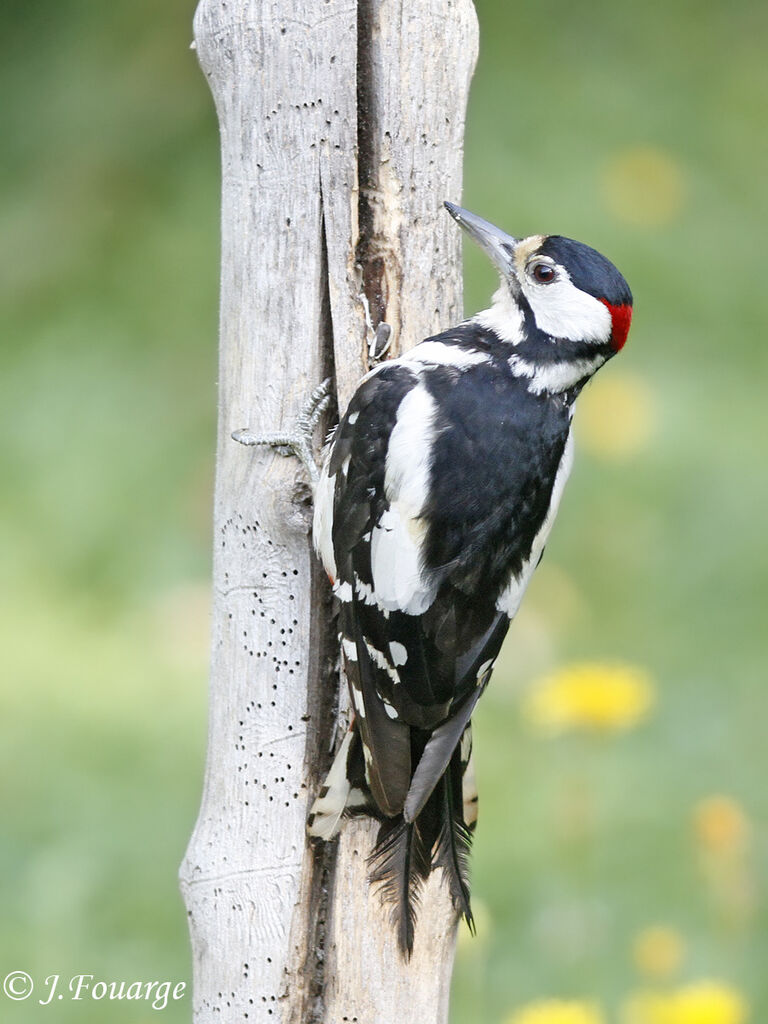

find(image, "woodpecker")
[239,203,633,956]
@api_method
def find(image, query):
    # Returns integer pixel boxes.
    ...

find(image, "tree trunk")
[179,2,478,1022]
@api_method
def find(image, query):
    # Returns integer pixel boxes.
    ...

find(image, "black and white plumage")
[308,203,633,955]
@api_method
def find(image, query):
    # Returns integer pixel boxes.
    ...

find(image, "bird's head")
[445,202,633,393]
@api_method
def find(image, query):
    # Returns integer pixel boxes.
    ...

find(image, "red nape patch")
[601,301,633,352]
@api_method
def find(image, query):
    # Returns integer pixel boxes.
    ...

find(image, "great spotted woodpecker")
[239,203,633,956]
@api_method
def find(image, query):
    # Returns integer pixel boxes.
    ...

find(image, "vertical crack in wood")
[355,0,394,361]
[286,183,341,1024]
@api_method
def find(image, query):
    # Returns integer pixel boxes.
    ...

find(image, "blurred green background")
[1,1,766,1022]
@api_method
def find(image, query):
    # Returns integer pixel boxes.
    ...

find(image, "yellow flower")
[601,145,686,227]
[623,992,670,1024]
[523,662,655,734]
[622,981,748,1024]
[505,999,605,1024]
[693,797,755,929]
[693,797,750,855]
[633,926,686,980]
[577,372,655,461]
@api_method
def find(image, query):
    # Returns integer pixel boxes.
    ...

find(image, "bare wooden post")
[179,1,478,1021]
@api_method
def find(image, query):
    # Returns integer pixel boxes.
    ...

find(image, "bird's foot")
[232,378,333,484]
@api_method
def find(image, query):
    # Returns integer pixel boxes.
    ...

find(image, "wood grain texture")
[180,1,478,1021]
[323,2,479,1021]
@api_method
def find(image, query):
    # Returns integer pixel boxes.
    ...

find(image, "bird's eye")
[530,261,556,284]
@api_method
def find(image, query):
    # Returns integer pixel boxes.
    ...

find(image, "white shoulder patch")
[383,384,435,512]
[370,505,438,614]
[369,384,439,615]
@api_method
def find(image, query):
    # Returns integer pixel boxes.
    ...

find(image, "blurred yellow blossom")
[578,372,656,460]
[601,145,686,227]
[622,981,748,1024]
[693,797,750,855]
[623,992,670,1024]
[693,796,755,929]
[633,925,686,980]
[505,998,605,1024]
[523,662,655,734]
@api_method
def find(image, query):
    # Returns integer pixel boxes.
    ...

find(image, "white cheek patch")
[523,276,612,343]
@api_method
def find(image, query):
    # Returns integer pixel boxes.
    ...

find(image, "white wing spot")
[353,574,385,610]
[476,658,495,685]
[383,700,399,720]
[352,686,366,718]
[389,641,408,666]
[342,638,358,662]
[307,729,355,840]
[364,639,400,684]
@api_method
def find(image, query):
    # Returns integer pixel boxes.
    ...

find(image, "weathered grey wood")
[323,2,479,1020]
[180,1,478,1021]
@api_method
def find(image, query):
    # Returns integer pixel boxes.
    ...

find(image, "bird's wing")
[313,359,513,818]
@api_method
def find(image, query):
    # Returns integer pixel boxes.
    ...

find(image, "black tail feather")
[368,751,474,957]
[369,815,432,957]
[433,753,474,931]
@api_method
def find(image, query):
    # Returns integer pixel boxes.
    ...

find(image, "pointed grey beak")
[444,202,518,275]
